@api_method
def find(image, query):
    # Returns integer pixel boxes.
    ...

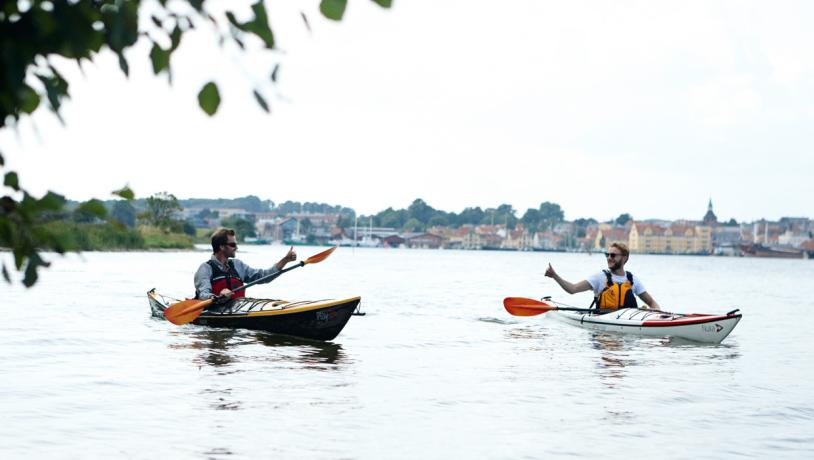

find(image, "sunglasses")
[604,252,623,259]
[225,242,238,248]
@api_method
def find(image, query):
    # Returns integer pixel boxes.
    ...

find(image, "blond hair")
[609,241,630,257]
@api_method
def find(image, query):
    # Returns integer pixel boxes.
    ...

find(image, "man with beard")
[194,227,298,301]
[544,241,660,311]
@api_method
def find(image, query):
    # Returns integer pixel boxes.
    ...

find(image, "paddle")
[503,297,596,317]
[164,246,338,326]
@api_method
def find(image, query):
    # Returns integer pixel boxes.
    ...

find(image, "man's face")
[223,235,238,258]
[606,248,626,270]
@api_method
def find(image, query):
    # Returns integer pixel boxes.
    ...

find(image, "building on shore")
[629,222,712,255]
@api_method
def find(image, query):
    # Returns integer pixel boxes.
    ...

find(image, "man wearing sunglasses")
[194,227,298,301]
[544,241,660,311]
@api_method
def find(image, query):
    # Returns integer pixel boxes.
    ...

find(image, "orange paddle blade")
[503,297,556,316]
[164,298,214,325]
[304,246,337,265]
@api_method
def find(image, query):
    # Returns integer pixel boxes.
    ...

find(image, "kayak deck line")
[200,297,363,318]
[594,307,743,327]
[641,314,740,327]
[575,314,740,328]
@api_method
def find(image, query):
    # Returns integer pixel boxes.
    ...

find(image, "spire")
[703,198,717,225]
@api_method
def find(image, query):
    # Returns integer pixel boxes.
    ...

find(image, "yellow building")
[629,222,712,254]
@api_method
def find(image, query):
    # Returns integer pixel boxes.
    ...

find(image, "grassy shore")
[139,225,194,249]
[39,222,194,251]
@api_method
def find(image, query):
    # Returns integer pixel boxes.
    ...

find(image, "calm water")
[2,246,813,459]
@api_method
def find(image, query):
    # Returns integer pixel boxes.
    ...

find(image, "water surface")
[2,247,813,458]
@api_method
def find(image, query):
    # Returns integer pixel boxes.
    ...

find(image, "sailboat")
[357,217,380,248]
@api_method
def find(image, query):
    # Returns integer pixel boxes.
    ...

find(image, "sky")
[2,0,813,223]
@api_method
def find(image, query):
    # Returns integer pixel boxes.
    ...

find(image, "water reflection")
[170,328,349,371]
[590,333,630,388]
[202,447,234,460]
[201,387,241,411]
[254,333,347,370]
[505,326,548,341]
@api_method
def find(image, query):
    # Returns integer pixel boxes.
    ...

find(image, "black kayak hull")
[148,290,360,341]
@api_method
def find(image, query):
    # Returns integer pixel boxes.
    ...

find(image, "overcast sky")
[2,0,812,222]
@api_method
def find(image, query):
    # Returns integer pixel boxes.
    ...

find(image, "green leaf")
[371,0,393,7]
[253,90,270,113]
[75,199,108,219]
[112,186,135,200]
[0,151,4,166]
[320,0,347,21]
[225,5,274,49]
[38,192,66,212]
[23,252,50,288]
[20,85,41,114]
[4,172,19,191]
[225,11,243,30]
[248,1,275,48]
[150,43,170,75]
[102,0,139,52]
[271,64,280,83]
[170,25,182,51]
[232,34,245,50]
[35,73,69,117]
[118,52,130,76]
[198,82,220,116]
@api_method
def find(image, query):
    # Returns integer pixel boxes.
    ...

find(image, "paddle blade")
[164,298,213,325]
[503,297,556,316]
[304,246,337,265]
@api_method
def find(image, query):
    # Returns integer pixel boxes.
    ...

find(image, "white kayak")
[551,307,742,344]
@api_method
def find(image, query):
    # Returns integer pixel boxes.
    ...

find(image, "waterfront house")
[405,233,446,249]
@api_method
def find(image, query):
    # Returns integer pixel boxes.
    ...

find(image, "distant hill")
[65,195,355,216]
[178,195,271,213]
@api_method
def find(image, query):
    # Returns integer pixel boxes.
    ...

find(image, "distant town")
[161,196,812,259]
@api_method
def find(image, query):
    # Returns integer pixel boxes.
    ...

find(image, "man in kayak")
[194,228,298,301]
[544,241,661,311]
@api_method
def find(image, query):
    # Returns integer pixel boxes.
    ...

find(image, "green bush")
[139,226,194,249]
[43,221,145,251]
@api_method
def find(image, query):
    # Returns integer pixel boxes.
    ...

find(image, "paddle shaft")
[223,260,304,297]
[551,306,598,313]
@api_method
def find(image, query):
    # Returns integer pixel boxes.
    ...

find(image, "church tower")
[703,198,718,226]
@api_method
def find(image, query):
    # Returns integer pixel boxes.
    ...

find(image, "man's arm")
[545,263,593,294]
[194,263,214,300]
[639,291,660,310]
[238,259,279,284]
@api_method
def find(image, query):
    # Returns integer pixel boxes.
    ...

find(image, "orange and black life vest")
[591,270,638,310]
[207,259,245,300]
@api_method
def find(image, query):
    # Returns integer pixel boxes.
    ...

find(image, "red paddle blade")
[164,298,213,325]
[503,297,556,316]
[304,246,337,265]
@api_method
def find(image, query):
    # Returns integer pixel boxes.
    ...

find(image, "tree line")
[359,199,571,233]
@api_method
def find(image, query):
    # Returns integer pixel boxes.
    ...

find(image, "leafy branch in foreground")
[1,152,136,286]
[0,0,392,287]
